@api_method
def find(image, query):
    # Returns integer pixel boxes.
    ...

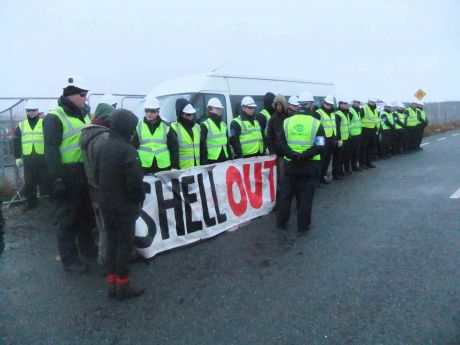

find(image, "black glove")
[291,152,301,162]
[54,178,66,199]
[143,181,151,194]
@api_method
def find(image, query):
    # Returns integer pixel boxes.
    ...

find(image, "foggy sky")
[1,0,459,102]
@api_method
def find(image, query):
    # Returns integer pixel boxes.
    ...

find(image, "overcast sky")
[1,0,459,102]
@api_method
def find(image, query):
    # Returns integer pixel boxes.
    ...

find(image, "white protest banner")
[135,156,277,258]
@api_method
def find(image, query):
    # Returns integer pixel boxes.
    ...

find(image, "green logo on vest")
[294,124,305,132]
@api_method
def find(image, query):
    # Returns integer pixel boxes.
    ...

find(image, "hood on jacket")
[109,109,138,141]
[94,103,115,122]
[80,125,109,150]
[273,94,288,114]
[175,98,190,117]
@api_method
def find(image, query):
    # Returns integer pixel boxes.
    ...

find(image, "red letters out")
[226,158,277,216]
[226,166,248,217]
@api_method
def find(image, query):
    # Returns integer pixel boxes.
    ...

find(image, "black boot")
[116,278,145,301]
[107,274,117,298]
[23,198,38,211]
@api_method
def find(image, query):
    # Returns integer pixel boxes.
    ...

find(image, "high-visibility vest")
[316,108,336,138]
[19,118,44,155]
[170,121,200,169]
[233,116,264,156]
[406,107,419,127]
[335,110,350,141]
[392,111,405,130]
[136,121,171,169]
[361,104,379,129]
[283,115,321,161]
[380,111,395,131]
[417,108,427,123]
[348,108,362,136]
[259,109,271,136]
[49,106,89,164]
[202,118,229,160]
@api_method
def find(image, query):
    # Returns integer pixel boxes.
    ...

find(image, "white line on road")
[452,133,458,137]
[437,137,447,141]
[420,142,430,146]
[449,187,460,199]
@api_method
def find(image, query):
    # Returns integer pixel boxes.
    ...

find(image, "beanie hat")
[175,98,190,117]
[263,92,276,109]
[94,103,115,122]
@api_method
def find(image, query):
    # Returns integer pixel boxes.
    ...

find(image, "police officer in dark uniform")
[276,91,326,232]
[43,77,96,273]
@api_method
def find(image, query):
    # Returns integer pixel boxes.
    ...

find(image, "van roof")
[149,73,334,97]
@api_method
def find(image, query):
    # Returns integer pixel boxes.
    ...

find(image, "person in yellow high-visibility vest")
[415,100,428,150]
[131,95,179,174]
[392,101,406,154]
[315,95,337,184]
[169,98,201,169]
[359,97,380,168]
[332,100,351,179]
[43,76,96,273]
[199,97,232,165]
[348,99,363,171]
[13,100,51,210]
[404,100,420,152]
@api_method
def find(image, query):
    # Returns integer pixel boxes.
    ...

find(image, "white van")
[138,73,335,125]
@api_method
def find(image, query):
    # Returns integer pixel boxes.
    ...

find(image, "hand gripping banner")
[135,156,277,258]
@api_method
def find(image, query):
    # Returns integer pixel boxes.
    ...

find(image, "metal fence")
[423,101,460,125]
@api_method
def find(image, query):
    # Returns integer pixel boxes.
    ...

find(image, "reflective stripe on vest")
[171,122,200,169]
[361,105,379,129]
[283,115,320,161]
[335,110,350,141]
[380,111,395,131]
[137,121,171,169]
[233,116,264,156]
[392,111,404,130]
[420,109,427,122]
[406,108,419,127]
[19,118,44,155]
[348,108,362,136]
[49,106,89,164]
[203,118,229,160]
[259,109,271,136]
[316,108,336,138]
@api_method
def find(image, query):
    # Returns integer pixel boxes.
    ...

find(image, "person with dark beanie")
[170,98,201,169]
[257,92,276,137]
[44,76,96,273]
[80,102,115,268]
[98,109,145,300]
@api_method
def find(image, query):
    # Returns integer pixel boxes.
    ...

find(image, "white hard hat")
[298,91,314,103]
[384,102,392,108]
[207,97,223,109]
[368,97,378,103]
[396,101,405,109]
[25,100,39,110]
[323,95,335,105]
[144,96,160,109]
[288,95,299,106]
[182,103,196,114]
[47,100,58,113]
[352,98,361,103]
[100,93,118,107]
[416,100,424,106]
[65,76,89,91]
[241,96,257,107]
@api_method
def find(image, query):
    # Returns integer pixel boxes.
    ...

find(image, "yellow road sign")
[414,89,426,100]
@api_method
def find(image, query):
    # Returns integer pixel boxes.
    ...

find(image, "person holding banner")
[131,95,179,174]
[98,109,146,300]
[170,98,201,169]
[230,96,265,159]
[199,97,232,165]
[276,93,326,233]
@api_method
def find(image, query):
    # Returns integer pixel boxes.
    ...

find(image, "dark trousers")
[56,181,95,266]
[381,131,393,156]
[406,126,418,150]
[342,140,351,173]
[416,125,425,148]
[393,129,404,154]
[360,127,377,166]
[104,216,136,278]
[275,156,284,208]
[320,145,333,179]
[332,145,343,177]
[349,135,361,169]
[22,156,51,201]
[277,173,317,231]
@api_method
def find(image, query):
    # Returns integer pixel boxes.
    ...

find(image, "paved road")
[1,131,459,345]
